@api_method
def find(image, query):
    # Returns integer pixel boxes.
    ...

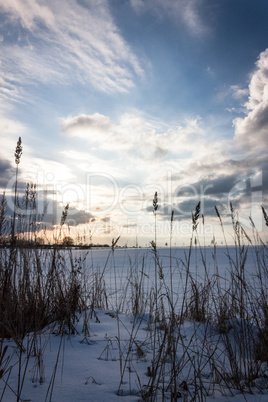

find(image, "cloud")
[61,111,206,159]
[0,115,25,164]
[0,158,14,188]
[178,175,239,197]
[61,113,113,140]
[0,0,143,94]
[146,196,225,219]
[234,49,268,151]
[130,0,145,14]
[230,85,249,100]
[3,188,94,229]
[0,0,55,30]
[0,154,77,199]
[60,108,268,215]
[130,0,209,36]
[0,76,26,108]
[66,207,94,227]
[175,197,225,218]
[60,110,240,199]
[61,109,257,223]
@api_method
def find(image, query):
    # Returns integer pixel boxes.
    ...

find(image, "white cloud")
[0,115,25,160]
[130,0,209,36]
[130,0,145,14]
[0,0,143,94]
[180,0,207,36]
[61,111,207,161]
[60,110,232,195]
[0,0,55,30]
[24,158,75,185]
[60,150,127,183]
[0,68,30,108]
[230,85,248,100]
[246,49,268,110]
[234,49,268,151]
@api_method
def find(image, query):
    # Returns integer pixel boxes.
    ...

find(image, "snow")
[1,310,268,401]
[1,247,268,401]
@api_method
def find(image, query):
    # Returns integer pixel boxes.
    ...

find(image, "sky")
[1,0,268,246]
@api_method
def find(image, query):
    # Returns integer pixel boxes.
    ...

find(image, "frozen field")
[1,245,268,401]
[70,246,266,313]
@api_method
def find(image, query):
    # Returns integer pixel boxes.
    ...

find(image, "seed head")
[153,191,158,212]
[262,206,268,227]
[14,137,23,165]
[60,203,69,226]
[192,201,201,231]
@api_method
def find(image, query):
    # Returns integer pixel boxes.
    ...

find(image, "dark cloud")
[185,155,268,196]
[3,190,94,232]
[260,161,268,194]
[179,175,239,197]
[173,198,226,219]
[65,207,94,226]
[187,155,267,179]
[42,203,93,227]
[0,158,15,188]
[146,197,226,220]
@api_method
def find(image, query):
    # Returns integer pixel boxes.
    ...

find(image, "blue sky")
[1,0,268,246]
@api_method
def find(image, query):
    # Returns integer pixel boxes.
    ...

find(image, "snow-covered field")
[71,246,267,315]
[2,311,268,402]
[1,246,268,401]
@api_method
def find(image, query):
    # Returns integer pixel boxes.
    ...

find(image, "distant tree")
[62,236,74,247]
[35,237,45,246]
